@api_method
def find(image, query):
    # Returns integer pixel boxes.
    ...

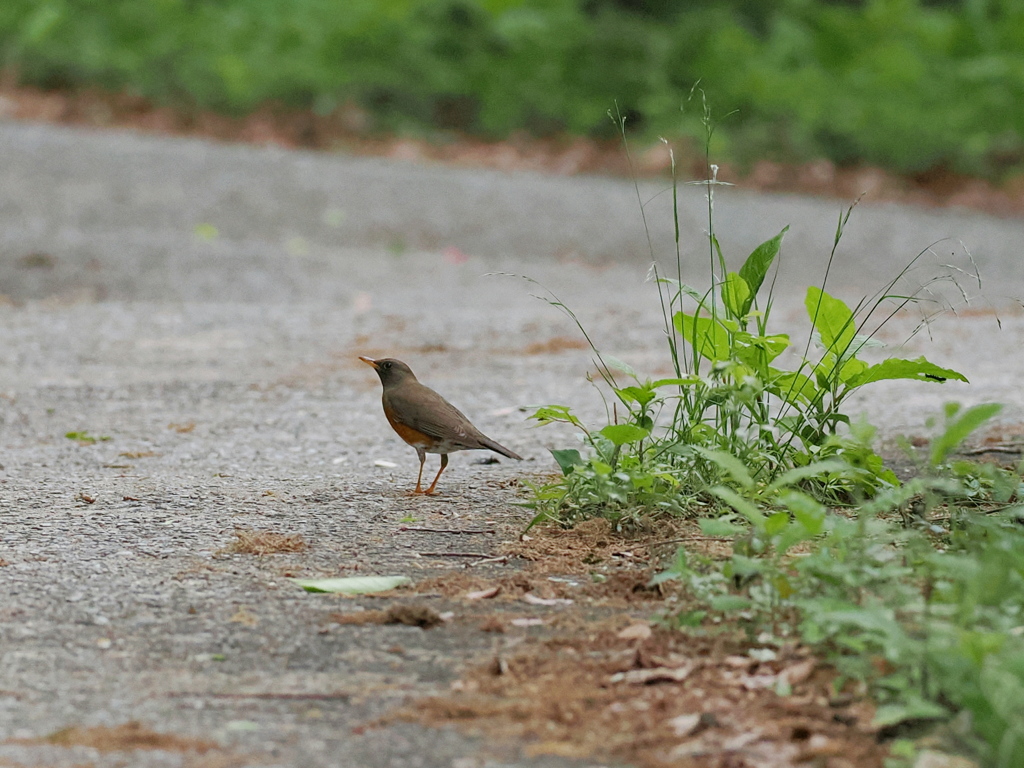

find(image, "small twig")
[167,692,350,701]
[632,536,735,548]
[399,526,496,535]
[465,555,511,568]
[417,551,493,559]
[958,444,1023,456]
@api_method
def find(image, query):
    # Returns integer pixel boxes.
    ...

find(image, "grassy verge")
[1,1,1023,178]
[521,112,1023,765]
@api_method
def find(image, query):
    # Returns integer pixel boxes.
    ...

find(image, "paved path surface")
[0,122,1022,768]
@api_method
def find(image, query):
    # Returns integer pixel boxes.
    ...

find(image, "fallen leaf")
[466,587,501,600]
[800,734,843,757]
[521,592,573,606]
[667,713,701,737]
[911,749,981,768]
[723,655,752,668]
[292,576,411,594]
[778,658,816,687]
[478,616,505,632]
[740,674,778,690]
[229,608,258,626]
[609,664,693,685]
[616,623,652,641]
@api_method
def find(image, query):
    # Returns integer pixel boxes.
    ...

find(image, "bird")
[359,356,523,495]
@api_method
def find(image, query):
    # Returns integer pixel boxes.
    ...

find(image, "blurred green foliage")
[1,0,1022,177]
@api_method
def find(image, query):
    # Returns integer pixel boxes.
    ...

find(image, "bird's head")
[359,356,417,388]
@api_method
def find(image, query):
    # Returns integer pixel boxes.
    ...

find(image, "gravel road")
[0,122,1021,768]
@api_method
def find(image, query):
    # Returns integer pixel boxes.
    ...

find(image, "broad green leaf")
[775,523,814,556]
[721,272,751,319]
[838,357,868,383]
[781,492,827,535]
[693,447,755,490]
[772,371,818,404]
[728,554,763,581]
[764,511,790,536]
[772,573,794,600]
[550,449,584,475]
[873,699,948,727]
[651,376,701,388]
[599,424,650,446]
[710,595,752,612]
[847,357,969,388]
[674,311,731,361]
[603,355,636,377]
[738,227,788,314]
[528,404,582,428]
[805,286,856,355]
[616,385,656,407]
[929,402,1002,467]
[735,332,790,370]
[293,576,411,594]
[708,485,765,526]
[699,517,745,537]
[980,656,1024,726]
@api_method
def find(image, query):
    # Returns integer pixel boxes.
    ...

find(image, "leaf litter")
[364,518,890,768]
[218,528,308,556]
[394,624,886,768]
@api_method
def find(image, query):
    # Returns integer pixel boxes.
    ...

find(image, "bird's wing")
[386,385,484,445]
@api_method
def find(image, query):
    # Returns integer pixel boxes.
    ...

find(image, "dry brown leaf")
[466,587,501,600]
[616,623,653,641]
[609,664,694,685]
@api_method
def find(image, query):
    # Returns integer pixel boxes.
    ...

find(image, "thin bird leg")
[413,449,427,494]
[424,454,449,495]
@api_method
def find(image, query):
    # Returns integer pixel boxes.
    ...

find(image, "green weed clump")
[654,404,1024,767]
[524,118,967,529]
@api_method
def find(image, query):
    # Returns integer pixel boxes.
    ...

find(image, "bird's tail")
[479,436,523,461]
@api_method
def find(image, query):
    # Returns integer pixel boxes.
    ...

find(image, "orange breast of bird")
[384,406,437,449]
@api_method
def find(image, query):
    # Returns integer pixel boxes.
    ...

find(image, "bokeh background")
[1,0,1022,184]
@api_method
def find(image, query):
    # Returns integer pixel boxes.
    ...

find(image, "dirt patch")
[503,517,729,574]
[17,721,218,753]
[388,519,885,767]
[396,626,884,768]
[217,529,308,556]
[329,603,446,629]
[409,517,734,611]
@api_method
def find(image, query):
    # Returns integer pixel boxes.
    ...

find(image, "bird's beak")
[358,356,380,369]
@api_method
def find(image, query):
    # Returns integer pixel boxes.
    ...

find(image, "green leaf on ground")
[293,576,411,594]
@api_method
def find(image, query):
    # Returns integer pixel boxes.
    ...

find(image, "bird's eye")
[382,362,391,370]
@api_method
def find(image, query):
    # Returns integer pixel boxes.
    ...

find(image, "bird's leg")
[424,454,449,495]
[413,448,427,494]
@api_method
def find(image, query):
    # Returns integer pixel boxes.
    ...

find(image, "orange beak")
[358,356,380,369]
